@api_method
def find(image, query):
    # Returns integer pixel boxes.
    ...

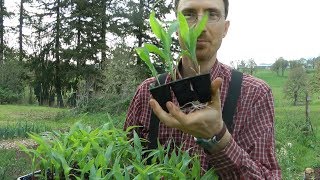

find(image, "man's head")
[175,0,229,19]
[176,0,230,64]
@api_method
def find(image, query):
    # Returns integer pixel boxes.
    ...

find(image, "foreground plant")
[136,11,179,83]
[19,120,217,179]
[136,11,208,82]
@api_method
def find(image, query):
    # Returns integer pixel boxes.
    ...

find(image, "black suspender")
[147,73,168,151]
[222,69,243,133]
[147,69,243,151]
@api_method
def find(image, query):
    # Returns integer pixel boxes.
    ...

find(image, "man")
[124,0,281,179]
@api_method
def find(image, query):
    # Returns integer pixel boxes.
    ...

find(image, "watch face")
[194,137,219,151]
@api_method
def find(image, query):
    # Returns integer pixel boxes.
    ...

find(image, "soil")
[0,139,37,150]
[315,167,320,179]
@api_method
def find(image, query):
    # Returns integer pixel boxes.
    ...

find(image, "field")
[0,69,319,179]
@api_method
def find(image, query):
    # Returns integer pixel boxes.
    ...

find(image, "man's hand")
[149,77,224,139]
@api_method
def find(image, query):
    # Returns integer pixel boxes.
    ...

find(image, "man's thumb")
[210,77,223,108]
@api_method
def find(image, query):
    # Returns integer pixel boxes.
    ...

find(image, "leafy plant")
[177,12,208,74]
[136,11,179,83]
[136,11,208,83]
[19,121,218,179]
[0,122,51,140]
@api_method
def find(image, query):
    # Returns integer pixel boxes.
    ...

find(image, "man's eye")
[209,12,220,18]
[183,12,195,17]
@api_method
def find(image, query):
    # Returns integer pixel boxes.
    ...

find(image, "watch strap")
[194,123,227,150]
[214,123,227,142]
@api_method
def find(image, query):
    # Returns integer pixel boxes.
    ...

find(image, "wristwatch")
[194,123,227,151]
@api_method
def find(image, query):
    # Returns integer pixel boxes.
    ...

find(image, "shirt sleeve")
[208,88,282,179]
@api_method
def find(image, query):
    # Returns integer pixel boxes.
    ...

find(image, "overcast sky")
[5,0,320,65]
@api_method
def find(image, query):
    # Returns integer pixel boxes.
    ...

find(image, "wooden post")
[305,92,314,133]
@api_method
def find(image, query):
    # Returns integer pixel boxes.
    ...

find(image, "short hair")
[175,0,229,19]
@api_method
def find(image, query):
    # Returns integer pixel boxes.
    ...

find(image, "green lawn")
[0,69,319,179]
[255,69,320,179]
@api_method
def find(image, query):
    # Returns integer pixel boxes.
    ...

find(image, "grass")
[255,69,320,179]
[0,69,319,179]
[0,149,31,180]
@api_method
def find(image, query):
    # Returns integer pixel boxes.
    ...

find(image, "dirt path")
[0,139,37,150]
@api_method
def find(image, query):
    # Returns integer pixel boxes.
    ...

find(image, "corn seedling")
[19,122,218,179]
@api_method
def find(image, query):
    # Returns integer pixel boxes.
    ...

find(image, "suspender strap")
[222,69,243,133]
[147,73,168,163]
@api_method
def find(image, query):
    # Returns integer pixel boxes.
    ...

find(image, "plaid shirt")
[124,60,281,179]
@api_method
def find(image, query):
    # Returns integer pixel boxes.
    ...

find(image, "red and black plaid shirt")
[124,60,281,179]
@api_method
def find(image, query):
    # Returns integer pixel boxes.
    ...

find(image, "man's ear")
[223,21,230,38]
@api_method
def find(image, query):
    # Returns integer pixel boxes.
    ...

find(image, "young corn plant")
[19,121,218,179]
[178,11,209,74]
[136,11,180,82]
[136,11,209,83]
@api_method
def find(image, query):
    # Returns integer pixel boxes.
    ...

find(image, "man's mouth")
[196,39,208,48]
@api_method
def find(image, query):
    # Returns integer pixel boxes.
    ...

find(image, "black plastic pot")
[149,83,172,112]
[189,73,211,103]
[150,73,211,109]
[171,73,211,107]
[17,170,41,180]
[170,78,196,107]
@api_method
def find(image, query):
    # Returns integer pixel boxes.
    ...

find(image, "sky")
[5,0,320,65]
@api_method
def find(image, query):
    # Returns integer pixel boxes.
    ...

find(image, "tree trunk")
[136,0,144,65]
[294,92,297,106]
[19,0,23,61]
[100,0,107,69]
[0,0,4,64]
[305,92,314,132]
[55,0,64,107]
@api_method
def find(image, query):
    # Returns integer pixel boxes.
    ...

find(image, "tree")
[18,0,33,61]
[311,61,320,94]
[289,60,303,69]
[119,0,175,65]
[0,0,5,64]
[271,57,288,76]
[284,66,308,106]
[247,58,256,75]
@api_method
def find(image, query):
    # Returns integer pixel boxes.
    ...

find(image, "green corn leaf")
[82,159,95,174]
[133,131,142,162]
[160,29,170,54]
[51,151,72,177]
[200,169,219,180]
[194,12,209,38]
[144,44,166,61]
[135,47,158,78]
[95,152,106,168]
[81,142,91,157]
[150,11,162,40]
[178,12,190,49]
[112,155,123,179]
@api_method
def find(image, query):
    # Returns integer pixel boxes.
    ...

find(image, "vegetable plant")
[177,11,209,74]
[19,121,218,179]
[136,11,179,83]
[136,11,209,82]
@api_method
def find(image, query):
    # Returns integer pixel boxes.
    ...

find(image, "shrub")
[74,43,146,114]
[0,60,26,104]
[0,87,22,104]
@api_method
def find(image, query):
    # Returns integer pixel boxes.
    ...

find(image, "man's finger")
[209,78,223,109]
[166,101,189,126]
[149,99,182,128]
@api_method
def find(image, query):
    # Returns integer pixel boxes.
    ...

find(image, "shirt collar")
[175,59,221,81]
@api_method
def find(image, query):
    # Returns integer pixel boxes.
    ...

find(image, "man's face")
[177,0,230,61]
